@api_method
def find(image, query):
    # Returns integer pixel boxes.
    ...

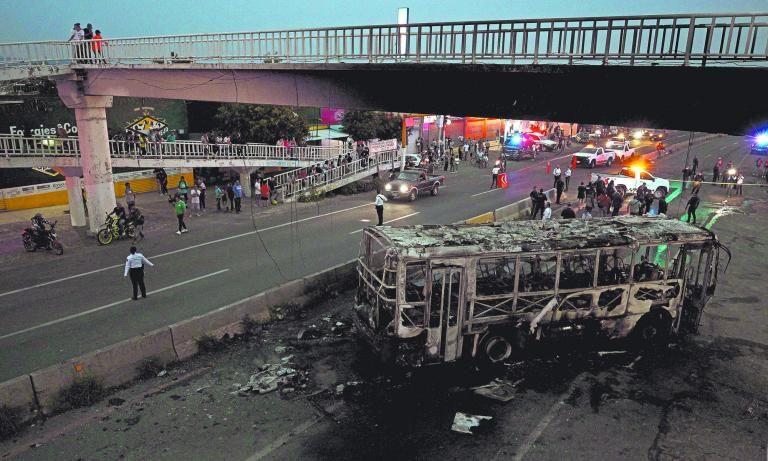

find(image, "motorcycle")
[97,212,135,245]
[474,152,489,168]
[22,221,64,255]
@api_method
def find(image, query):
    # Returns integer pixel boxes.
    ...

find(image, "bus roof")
[367,216,714,258]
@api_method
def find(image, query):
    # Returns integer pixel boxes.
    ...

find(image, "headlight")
[384,183,391,191]
[633,131,643,139]
[399,184,409,193]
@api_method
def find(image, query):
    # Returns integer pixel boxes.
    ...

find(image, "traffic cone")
[546,160,551,175]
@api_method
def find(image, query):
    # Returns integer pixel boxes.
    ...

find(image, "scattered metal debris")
[451,412,493,434]
[597,350,628,357]
[472,379,518,402]
[234,362,302,395]
[297,326,323,340]
[156,370,167,377]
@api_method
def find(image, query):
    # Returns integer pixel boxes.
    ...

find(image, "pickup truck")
[573,146,616,168]
[591,166,670,197]
[384,169,445,201]
[604,139,637,162]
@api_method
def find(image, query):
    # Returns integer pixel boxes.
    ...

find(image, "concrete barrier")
[28,327,177,413]
[465,211,495,224]
[495,188,556,222]
[0,375,37,418]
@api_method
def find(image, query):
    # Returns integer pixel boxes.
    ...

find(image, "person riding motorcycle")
[31,213,52,247]
[108,203,127,236]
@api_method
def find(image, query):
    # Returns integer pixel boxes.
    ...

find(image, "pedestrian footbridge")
[0,135,346,169]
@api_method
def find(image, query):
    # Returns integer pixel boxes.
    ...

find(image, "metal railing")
[0,135,344,163]
[1,13,766,70]
[279,150,399,199]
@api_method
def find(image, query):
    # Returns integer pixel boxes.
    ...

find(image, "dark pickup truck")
[384,169,445,201]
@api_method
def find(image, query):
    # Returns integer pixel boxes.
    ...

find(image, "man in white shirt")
[552,166,562,188]
[374,192,388,226]
[490,165,500,189]
[564,167,572,191]
[124,246,154,300]
[542,202,552,220]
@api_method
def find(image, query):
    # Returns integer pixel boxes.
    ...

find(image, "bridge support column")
[237,167,258,197]
[65,176,87,227]
[58,84,115,233]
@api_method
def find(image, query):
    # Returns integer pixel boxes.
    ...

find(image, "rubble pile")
[234,357,309,395]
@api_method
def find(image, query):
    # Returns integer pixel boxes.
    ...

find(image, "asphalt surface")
[0,132,750,381]
[1,167,765,460]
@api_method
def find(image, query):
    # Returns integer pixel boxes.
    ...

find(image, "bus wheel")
[633,311,671,348]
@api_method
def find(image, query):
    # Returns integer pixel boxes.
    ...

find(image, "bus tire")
[633,310,671,348]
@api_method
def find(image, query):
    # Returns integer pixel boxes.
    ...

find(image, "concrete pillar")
[237,167,257,197]
[58,81,115,233]
[65,176,87,227]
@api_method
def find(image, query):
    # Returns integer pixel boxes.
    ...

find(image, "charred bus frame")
[354,217,729,366]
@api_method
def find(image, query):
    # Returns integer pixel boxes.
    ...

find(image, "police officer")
[124,246,154,300]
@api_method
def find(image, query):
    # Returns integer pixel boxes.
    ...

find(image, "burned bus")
[354,217,728,366]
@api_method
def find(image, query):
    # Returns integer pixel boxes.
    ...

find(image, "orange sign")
[498,173,509,189]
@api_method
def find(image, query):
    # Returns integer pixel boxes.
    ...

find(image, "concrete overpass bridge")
[0,12,766,232]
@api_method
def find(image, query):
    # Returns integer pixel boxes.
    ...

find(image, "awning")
[305,125,348,142]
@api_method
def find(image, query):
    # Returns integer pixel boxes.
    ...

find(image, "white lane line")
[472,188,504,197]
[348,212,420,234]
[720,145,730,150]
[245,416,322,461]
[0,203,372,299]
[494,377,583,461]
[0,269,230,342]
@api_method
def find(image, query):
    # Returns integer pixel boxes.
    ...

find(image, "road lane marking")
[0,269,230,341]
[348,212,420,234]
[0,202,372,299]
[472,188,504,197]
[494,376,584,461]
[245,415,323,461]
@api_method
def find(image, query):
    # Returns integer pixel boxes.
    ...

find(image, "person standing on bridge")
[374,192,388,226]
[124,246,153,300]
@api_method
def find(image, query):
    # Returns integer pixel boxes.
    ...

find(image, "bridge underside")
[70,63,768,135]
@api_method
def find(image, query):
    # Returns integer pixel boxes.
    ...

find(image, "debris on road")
[297,326,323,340]
[156,370,167,377]
[597,350,628,357]
[472,379,518,402]
[234,362,303,395]
[451,412,493,434]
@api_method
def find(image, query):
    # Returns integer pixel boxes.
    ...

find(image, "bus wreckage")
[354,217,730,367]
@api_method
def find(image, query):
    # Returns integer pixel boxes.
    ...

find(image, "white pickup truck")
[573,146,616,168]
[604,139,637,161]
[591,166,671,197]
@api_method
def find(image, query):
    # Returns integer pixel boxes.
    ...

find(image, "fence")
[1,13,766,70]
[0,134,345,163]
[278,149,400,199]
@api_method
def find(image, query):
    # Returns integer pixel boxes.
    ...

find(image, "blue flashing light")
[510,134,522,145]
[756,133,768,146]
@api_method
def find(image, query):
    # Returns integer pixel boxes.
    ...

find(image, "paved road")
[0,132,749,381]
[3,168,766,461]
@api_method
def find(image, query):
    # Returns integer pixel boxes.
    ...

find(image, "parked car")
[384,169,445,201]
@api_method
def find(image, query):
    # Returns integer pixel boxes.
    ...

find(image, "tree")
[342,111,403,142]
[215,104,308,144]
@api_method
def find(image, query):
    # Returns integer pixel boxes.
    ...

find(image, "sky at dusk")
[0,0,766,42]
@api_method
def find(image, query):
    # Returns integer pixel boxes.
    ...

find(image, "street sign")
[498,172,509,188]
[369,138,398,154]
